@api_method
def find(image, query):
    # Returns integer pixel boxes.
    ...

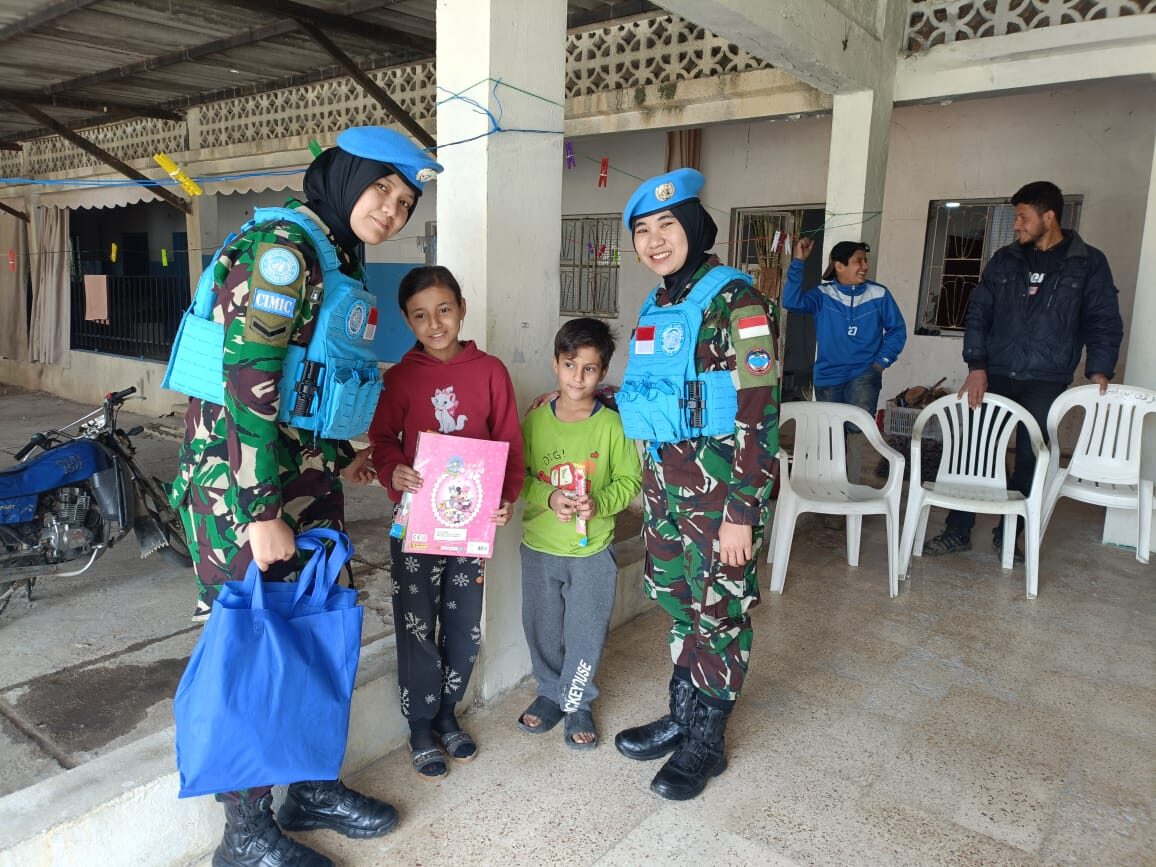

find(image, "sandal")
[411,746,447,780]
[436,728,478,763]
[564,709,598,751]
[517,696,564,734]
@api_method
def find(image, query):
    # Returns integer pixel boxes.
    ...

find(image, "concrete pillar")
[1102,128,1156,554]
[822,87,893,259]
[436,0,566,699]
[185,194,219,293]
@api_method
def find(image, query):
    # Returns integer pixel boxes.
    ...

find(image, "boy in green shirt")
[517,318,642,749]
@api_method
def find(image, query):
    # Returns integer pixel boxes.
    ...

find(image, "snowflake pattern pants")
[389,538,485,723]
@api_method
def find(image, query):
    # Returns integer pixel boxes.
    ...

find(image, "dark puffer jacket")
[962,230,1123,384]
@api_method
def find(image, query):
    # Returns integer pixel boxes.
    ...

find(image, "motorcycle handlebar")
[14,434,45,461]
[107,386,137,404]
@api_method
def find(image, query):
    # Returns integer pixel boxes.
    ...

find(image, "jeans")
[944,376,1067,536]
[815,367,883,482]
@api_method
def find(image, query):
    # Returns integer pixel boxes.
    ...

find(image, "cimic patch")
[251,289,297,319]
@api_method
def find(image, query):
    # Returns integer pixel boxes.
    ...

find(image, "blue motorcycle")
[0,387,192,615]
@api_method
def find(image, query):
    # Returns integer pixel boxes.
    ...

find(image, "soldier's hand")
[392,464,423,493]
[341,447,376,485]
[718,520,753,567]
[249,518,296,572]
[1089,372,1110,395]
[528,390,560,413]
[958,369,988,410]
[794,237,814,261]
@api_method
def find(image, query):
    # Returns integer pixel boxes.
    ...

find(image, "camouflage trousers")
[178,480,345,613]
[641,450,764,702]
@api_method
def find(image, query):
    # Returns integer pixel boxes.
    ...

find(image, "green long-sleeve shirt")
[521,402,642,557]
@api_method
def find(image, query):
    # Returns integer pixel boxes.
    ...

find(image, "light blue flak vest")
[617,266,749,456]
[162,207,383,440]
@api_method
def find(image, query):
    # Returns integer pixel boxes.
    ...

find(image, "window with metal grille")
[916,196,1082,334]
[560,215,620,318]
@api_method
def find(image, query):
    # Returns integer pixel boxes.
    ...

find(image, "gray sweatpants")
[520,544,618,713]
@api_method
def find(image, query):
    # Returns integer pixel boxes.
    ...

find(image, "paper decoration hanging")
[110,242,118,263]
[308,139,324,158]
[597,158,609,188]
[161,248,169,267]
[153,153,203,197]
[564,142,576,169]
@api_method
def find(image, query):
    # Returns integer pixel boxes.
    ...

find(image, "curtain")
[665,128,702,172]
[29,205,71,367]
[0,211,30,362]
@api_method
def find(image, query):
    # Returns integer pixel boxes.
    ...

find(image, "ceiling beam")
[2,101,191,216]
[0,0,103,41]
[230,0,434,54]
[296,20,436,151]
[0,89,183,122]
[0,201,30,223]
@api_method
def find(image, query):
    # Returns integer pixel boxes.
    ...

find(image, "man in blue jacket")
[924,180,1124,558]
[784,237,906,480]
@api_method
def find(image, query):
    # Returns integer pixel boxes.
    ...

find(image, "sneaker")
[191,598,211,623]
[923,530,971,556]
[993,532,1025,564]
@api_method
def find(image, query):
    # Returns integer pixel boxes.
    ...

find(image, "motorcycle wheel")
[138,477,194,568]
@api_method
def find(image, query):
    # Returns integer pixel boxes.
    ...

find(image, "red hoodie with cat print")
[369,340,525,505]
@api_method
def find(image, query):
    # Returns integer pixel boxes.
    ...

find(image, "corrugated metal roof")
[0,0,658,147]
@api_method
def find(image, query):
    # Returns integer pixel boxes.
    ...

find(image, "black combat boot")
[277,779,399,839]
[649,701,729,801]
[213,794,333,867]
[614,673,697,761]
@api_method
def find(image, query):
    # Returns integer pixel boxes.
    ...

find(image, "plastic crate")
[883,401,942,442]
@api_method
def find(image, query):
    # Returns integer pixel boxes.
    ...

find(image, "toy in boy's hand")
[549,461,592,545]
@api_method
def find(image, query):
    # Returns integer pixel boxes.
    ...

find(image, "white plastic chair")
[1043,384,1156,564]
[766,402,906,597]
[899,393,1050,599]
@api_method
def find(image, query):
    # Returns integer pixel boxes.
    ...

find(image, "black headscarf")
[658,199,718,301]
[302,148,417,260]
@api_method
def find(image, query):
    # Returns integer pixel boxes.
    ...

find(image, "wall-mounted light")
[945,201,961,208]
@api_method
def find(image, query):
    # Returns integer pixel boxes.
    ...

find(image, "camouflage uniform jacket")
[652,262,780,525]
[170,202,356,524]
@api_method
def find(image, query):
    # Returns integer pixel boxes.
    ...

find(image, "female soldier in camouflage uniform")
[613,168,779,801]
[170,128,441,867]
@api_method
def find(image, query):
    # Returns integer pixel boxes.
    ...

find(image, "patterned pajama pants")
[389,539,485,723]
[641,452,764,702]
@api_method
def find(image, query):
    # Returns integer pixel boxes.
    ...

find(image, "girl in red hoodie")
[368,265,524,780]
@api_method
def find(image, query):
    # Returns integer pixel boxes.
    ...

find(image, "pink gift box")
[401,432,510,559]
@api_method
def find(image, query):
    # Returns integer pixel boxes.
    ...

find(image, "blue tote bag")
[174,528,363,798]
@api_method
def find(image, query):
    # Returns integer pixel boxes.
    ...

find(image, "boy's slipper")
[564,709,598,750]
[411,747,447,780]
[436,728,478,763]
[517,696,564,734]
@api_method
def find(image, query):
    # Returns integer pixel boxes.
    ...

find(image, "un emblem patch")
[257,247,301,286]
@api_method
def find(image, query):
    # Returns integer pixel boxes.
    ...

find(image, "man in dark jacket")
[924,180,1124,558]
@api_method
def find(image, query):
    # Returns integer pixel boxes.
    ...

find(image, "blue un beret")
[622,168,705,231]
[336,126,444,193]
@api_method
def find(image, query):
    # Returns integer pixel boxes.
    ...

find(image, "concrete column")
[822,87,893,259]
[185,194,219,293]
[436,0,566,699]
[1102,128,1156,553]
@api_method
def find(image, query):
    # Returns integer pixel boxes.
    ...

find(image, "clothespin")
[782,233,792,254]
[110,242,118,263]
[587,241,595,257]
[613,249,620,266]
[8,250,14,272]
[308,139,324,158]
[597,157,609,187]
[770,230,781,253]
[153,153,203,197]
[161,248,169,268]
[564,142,576,169]
[597,244,606,259]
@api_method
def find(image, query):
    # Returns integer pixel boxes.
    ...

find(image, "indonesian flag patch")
[634,325,656,355]
[363,307,378,341]
[737,314,771,340]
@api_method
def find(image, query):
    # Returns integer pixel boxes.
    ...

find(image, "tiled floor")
[237,501,1154,865]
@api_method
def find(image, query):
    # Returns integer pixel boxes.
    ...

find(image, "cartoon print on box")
[431,386,468,433]
[432,456,483,527]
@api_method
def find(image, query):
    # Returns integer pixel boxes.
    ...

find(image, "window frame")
[559,213,621,319]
